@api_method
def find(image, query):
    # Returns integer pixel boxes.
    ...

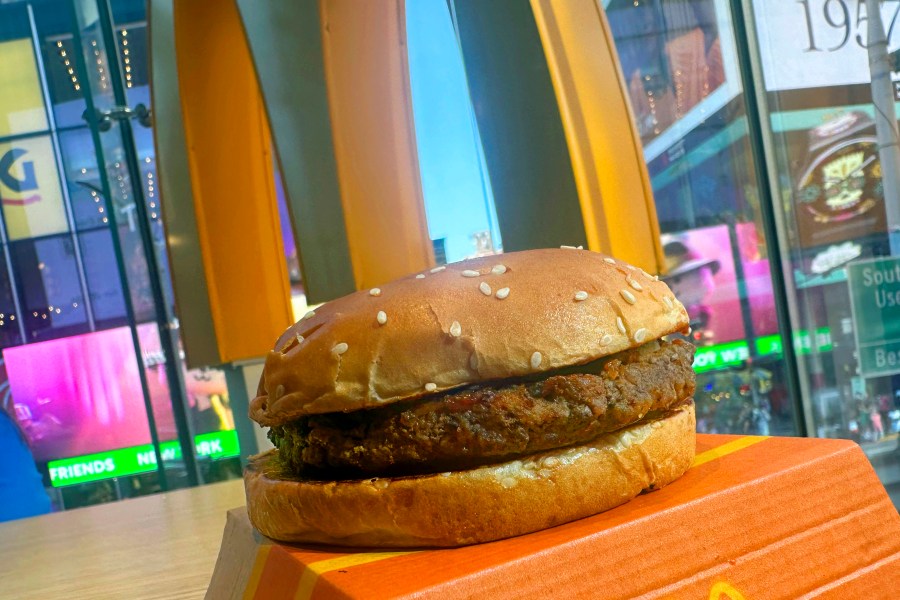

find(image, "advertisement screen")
[5,326,155,463]
[662,223,778,347]
[4,324,233,467]
[777,111,888,253]
[753,0,900,92]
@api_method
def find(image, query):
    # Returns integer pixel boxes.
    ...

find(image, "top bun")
[250,248,688,425]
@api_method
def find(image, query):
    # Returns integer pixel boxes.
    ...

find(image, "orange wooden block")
[207,435,900,599]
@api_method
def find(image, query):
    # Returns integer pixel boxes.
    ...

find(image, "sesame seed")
[603,257,616,264]
[430,266,446,273]
[369,288,382,297]
[599,334,612,346]
[491,264,507,275]
[462,269,480,277]
[376,311,387,325]
[415,273,426,279]
[425,382,437,392]
[560,245,577,249]
[663,295,674,309]
[500,477,517,488]
[626,265,636,270]
[273,384,284,400]
[640,269,654,280]
[495,287,510,299]
[530,351,542,369]
[542,456,560,468]
[332,342,348,355]
[616,316,626,334]
[479,281,492,296]
[634,328,649,343]
[574,290,588,302]
[450,321,462,337]
[469,354,478,370]
[620,289,636,304]
[302,310,315,320]
[628,279,643,291]
[295,334,304,345]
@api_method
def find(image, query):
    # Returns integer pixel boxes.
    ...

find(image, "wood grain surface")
[0,479,245,599]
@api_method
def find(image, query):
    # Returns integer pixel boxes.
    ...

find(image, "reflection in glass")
[0,246,22,349]
[9,235,88,342]
[78,228,126,326]
[752,0,900,504]
[606,0,797,437]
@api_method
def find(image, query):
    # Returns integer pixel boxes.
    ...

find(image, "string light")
[56,40,79,93]
[122,29,133,88]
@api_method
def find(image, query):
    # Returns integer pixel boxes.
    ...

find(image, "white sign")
[753,0,900,92]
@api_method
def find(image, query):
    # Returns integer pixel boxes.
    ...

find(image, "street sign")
[847,256,900,377]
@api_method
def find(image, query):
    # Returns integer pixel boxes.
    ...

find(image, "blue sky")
[406,0,501,262]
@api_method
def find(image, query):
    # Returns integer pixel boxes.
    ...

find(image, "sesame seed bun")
[243,400,695,547]
[250,248,689,425]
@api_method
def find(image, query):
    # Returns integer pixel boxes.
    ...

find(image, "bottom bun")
[244,400,696,547]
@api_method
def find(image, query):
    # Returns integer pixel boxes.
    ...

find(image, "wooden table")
[0,479,245,599]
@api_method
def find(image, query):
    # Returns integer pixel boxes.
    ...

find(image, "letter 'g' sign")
[0,148,40,205]
[0,137,68,239]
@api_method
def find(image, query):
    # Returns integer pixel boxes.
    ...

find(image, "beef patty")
[268,338,695,477]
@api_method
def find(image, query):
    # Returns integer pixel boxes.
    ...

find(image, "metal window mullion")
[27,4,96,332]
[95,0,200,486]
[730,0,809,437]
[67,2,170,490]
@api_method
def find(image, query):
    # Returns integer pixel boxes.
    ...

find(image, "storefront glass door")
[605,0,804,439]
[0,0,241,514]
[748,0,900,506]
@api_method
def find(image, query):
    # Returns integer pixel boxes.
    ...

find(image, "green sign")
[691,328,833,374]
[693,340,750,372]
[847,257,900,377]
[47,429,240,488]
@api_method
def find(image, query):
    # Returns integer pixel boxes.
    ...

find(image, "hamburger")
[245,248,696,547]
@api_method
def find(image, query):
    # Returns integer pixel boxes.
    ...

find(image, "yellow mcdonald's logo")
[709,581,747,600]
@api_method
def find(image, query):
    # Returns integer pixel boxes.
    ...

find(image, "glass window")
[0,26,49,137]
[607,0,798,436]
[57,128,107,230]
[751,0,900,503]
[0,245,23,349]
[78,228,126,327]
[9,235,88,343]
[0,135,70,240]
